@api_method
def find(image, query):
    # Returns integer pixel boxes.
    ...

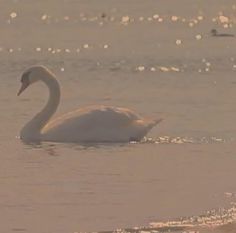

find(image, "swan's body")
[18,66,161,143]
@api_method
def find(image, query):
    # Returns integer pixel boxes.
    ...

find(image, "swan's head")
[17,66,53,96]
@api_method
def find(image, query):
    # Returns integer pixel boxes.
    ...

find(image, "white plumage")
[18,66,162,143]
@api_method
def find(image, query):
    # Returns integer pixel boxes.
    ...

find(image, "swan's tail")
[147,118,163,130]
[132,118,163,142]
[154,118,163,125]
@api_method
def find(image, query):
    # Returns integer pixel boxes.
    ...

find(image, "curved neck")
[20,74,60,141]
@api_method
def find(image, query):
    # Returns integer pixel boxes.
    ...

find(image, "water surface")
[0,1,236,232]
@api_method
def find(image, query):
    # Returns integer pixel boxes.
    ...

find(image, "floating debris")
[103,44,109,49]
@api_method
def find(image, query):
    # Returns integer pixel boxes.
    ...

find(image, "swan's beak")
[17,82,29,96]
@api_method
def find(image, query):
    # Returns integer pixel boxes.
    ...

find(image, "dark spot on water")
[101,13,107,18]
[12,228,27,232]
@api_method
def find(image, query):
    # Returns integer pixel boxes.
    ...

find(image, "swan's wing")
[42,106,141,134]
[42,106,161,142]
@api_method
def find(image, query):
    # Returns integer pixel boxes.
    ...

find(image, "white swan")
[17,66,162,143]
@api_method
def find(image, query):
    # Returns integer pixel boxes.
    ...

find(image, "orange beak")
[17,82,29,96]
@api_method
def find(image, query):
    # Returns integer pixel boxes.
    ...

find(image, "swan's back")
[42,106,158,142]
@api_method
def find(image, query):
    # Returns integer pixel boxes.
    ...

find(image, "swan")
[17,66,162,143]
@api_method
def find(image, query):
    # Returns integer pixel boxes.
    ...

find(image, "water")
[0,0,236,232]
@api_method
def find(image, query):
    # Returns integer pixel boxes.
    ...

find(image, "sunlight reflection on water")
[1,1,236,233]
[99,204,236,233]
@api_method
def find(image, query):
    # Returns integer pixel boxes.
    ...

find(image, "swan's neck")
[21,74,60,141]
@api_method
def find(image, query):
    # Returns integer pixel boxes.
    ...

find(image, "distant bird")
[17,66,162,143]
[211,29,235,37]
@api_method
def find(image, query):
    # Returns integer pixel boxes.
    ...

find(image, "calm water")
[0,1,236,233]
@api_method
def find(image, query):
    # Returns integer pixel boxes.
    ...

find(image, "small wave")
[137,136,233,145]
[149,205,236,232]
[99,204,236,233]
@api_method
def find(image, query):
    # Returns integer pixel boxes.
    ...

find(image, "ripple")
[98,204,236,233]
[140,136,232,145]
[150,205,236,230]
